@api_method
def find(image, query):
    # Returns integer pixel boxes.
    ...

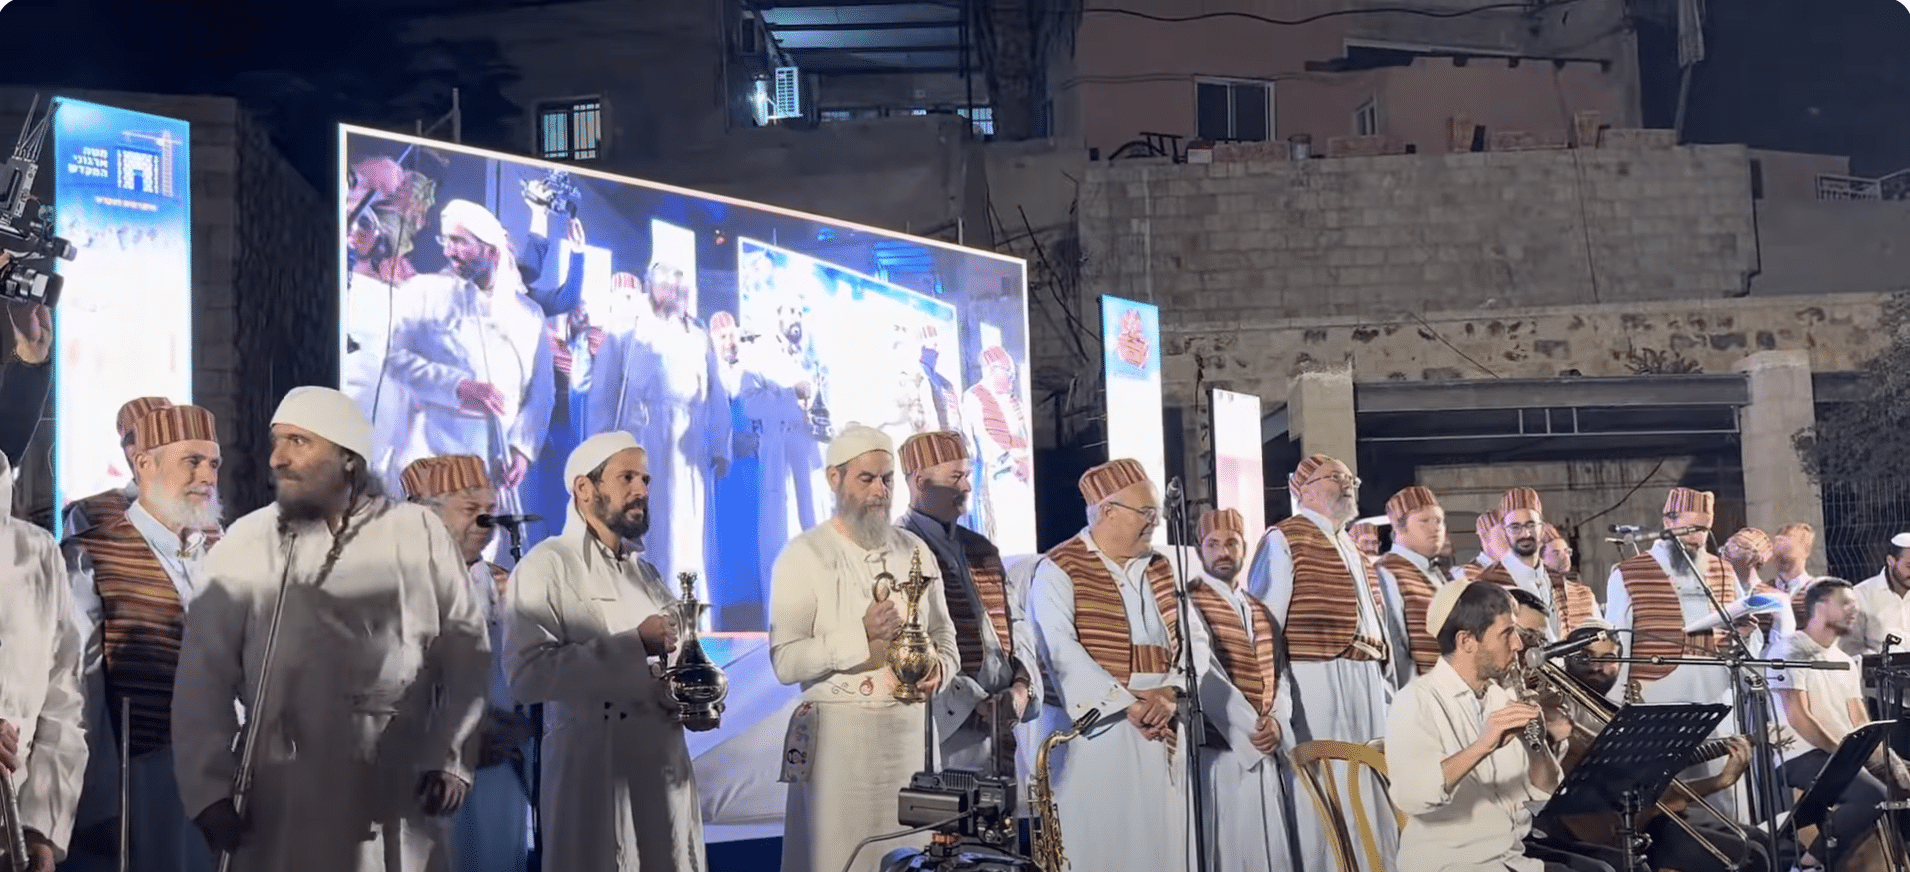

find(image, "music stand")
[1543,702,1730,872]
[1791,720,1894,872]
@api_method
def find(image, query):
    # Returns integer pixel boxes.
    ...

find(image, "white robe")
[1244,507,1398,872]
[960,386,1034,552]
[385,272,556,515]
[769,522,961,872]
[736,335,824,604]
[0,458,88,862]
[448,562,528,872]
[171,499,491,872]
[342,270,420,492]
[585,311,730,608]
[1188,573,1302,872]
[504,514,703,872]
[65,501,216,872]
[1030,531,1201,872]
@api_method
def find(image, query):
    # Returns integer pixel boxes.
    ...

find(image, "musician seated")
[1386,582,1613,872]
[1767,578,1901,866]
[1533,623,1774,872]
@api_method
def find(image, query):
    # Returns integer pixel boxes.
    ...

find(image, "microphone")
[1660,525,1710,540]
[1164,477,1183,503]
[477,513,546,530]
[1522,630,1613,670]
[1609,525,1644,535]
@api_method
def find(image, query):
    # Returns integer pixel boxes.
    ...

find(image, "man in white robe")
[770,425,958,872]
[61,397,172,537]
[1242,453,1396,872]
[1030,458,1200,872]
[1186,508,1300,872]
[896,431,1040,776]
[737,306,826,610]
[504,432,706,871]
[385,200,555,516]
[585,262,729,608]
[400,456,533,872]
[960,347,1033,549]
[0,450,89,872]
[65,405,224,872]
[171,386,490,872]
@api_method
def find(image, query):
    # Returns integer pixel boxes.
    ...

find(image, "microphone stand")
[1163,481,1213,872]
[497,521,545,872]
[1663,531,1786,868]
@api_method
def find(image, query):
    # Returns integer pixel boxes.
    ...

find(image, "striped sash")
[1278,516,1386,663]
[1190,582,1279,716]
[1459,559,1488,584]
[1619,552,1739,683]
[1560,578,1600,633]
[1046,536,1180,685]
[915,520,1016,681]
[1377,553,1441,675]
[967,386,1029,453]
[76,516,201,756]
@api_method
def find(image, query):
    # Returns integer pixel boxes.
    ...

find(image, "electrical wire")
[1082,0,1596,27]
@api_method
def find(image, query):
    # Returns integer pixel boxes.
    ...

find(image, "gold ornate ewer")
[886,551,936,702]
[662,571,729,731]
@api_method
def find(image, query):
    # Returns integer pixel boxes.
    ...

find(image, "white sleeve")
[1603,566,1633,703]
[1029,559,1137,725]
[170,544,253,819]
[1245,528,1293,623]
[768,536,876,685]
[506,548,658,706]
[20,541,88,857]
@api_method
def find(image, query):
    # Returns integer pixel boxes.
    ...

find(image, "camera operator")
[2,298,53,465]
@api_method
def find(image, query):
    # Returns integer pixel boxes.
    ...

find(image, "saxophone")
[1030,709,1100,872]
[1,768,26,872]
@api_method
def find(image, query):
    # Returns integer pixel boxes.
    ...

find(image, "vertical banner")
[52,98,192,516]
[1101,294,1165,544]
[1211,388,1265,549]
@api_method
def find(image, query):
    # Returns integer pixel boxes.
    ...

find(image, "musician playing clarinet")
[0,450,87,872]
[170,388,490,872]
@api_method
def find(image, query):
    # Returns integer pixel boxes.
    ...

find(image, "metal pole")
[452,88,462,144]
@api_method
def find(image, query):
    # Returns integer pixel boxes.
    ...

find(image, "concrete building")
[0,88,333,527]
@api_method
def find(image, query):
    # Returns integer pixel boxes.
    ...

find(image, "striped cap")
[1475,510,1504,537]
[1385,486,1439,523]
[981,346,1013,370]
[1726,527,1773,561]
[1664,487,1714,517]
[612,271,642,290]
[1288,454,1341,493]
[1351,521,1380,539]
[1199,508,1245,540]
[1080,458,1148,505]
[709,310,737,331]
[132,405,217,454]
[117,397,174,439]
[899,430,967,475]
[1499,487,1543,516]
[401,455,491,499]
[919,323,939,341]
[1541,523,1567,544]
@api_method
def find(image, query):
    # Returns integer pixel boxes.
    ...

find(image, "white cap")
[1426,579,1472,638]
[272,387,372,460]
[566,431,640,485]
[1892,532,1910,549]
[825,423,892,467]
[440,199,507,249]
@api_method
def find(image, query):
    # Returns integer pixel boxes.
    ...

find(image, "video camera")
[883,764,1035,872]
[0,96,76,309]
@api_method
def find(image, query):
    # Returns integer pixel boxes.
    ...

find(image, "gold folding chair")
[1290,739,1406,872]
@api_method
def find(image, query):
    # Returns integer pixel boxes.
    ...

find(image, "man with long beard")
[401,456,532,872]
[62,396,173,536]
[896,431,1038,775]
[506,432,705,871]
[0,450,88,872]
[65,405,224,872]
[771,425,957,872]
[387,199,554,516]
[1031,458,1201,872]
[171,386,490,872]
[1187,508,1301,872]
[1245,454,1393,871]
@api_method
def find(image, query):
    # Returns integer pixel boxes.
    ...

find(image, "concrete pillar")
[1734,350,1828,575]
[1288,367,1358,475]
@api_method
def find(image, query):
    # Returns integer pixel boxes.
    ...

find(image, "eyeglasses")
[1503,520,1542,533]
[1108,501,1159,524]
[1303,473,1361,488]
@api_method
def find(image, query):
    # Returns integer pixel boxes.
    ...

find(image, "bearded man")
[66,405,224,872]
[171,386,490,872]
[506,432,705,871]
[771,425,958,872]
[62,397,173,536]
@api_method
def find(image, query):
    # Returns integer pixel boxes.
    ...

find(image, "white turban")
[440,199,507,250]
[826,423,892,467]
[564,431,641,536]
[272,387,372,460]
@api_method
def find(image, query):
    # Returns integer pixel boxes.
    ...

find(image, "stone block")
[1598,128,1678,150]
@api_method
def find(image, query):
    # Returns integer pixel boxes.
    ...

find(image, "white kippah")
[1893,532,1910,550]
[566,431,640,485]
[1426,580,1472,638]
[826,423,892,467]
[271,387,373,460]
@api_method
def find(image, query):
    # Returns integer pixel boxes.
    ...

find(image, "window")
[958,106,994,137]
[1195,78,1271,142]
[1354,97,1380,136]
[537,98,603,161]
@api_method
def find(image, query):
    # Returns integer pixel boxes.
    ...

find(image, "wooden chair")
[1290,739,1406,872]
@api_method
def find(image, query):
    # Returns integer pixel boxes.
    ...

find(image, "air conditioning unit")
[769,66,802,120]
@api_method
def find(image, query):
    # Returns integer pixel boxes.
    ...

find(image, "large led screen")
[1212,388,1265,549]
[53,98,192,516]
[338,126,1031,837]
[1101,295,1165,544]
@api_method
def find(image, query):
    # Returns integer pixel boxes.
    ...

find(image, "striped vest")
[73,516,206,756]
[1046,536,1180,685]
[1559,578,1600,633]
[1459,559,1489,584]
[66,488,132,533]
[1190,581,1280,716]
[1276,516,1387,663]
[1619,551,1739,682]
[1377,553,1442,675]
[906,515,1016,681]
